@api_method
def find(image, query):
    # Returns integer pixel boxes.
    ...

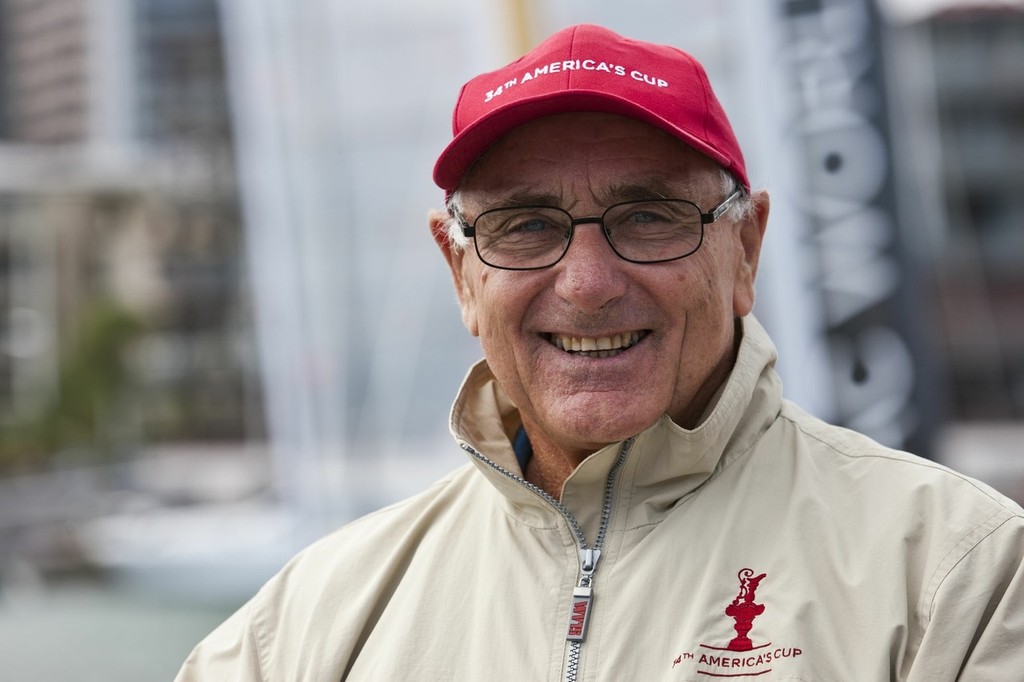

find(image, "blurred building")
[884,1,1024,500]
[0,0,261,470]
[3,0,89,143]
[889,4,1024,422]
[926,7,1024,421]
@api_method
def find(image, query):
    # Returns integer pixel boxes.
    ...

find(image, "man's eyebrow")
[491,189,563,208]
[601,178,702,204]
[454,189,562,220]
[469,176,707,213]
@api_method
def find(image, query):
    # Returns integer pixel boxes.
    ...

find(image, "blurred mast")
[218,0,350,528]
[502,0,538,55]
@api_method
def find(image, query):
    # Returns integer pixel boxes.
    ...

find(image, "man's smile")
[545,330,650,358]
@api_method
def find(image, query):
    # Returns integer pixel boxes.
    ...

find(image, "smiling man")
[178,24,1024,681]
[432,111,764,498]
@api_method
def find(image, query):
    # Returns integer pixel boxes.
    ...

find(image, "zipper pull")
[565,548,601,642]
[579,548,600,574]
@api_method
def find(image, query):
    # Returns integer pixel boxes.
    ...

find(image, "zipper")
[459,436,635,682]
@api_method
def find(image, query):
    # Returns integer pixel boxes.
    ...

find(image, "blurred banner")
[769,0,940,455]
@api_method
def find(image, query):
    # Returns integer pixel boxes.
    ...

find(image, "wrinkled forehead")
[454,112,725,209]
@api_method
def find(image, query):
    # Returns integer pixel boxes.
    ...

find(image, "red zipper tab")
[566,586,593,641]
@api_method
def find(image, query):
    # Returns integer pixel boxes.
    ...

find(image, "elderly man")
[177,24,1024,681]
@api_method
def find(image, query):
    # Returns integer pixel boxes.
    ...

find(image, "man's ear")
[429,209,479,336]
[732,190,769,317]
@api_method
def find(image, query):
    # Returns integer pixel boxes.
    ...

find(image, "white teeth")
[553,331,645,354]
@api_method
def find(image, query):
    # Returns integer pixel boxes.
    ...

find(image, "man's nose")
[553,222,627,313]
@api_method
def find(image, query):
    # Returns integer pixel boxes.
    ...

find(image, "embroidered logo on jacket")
[723,568,767,651]
[671,568,804,677]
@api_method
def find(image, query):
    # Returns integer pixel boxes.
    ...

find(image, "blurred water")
[0,580,236,682]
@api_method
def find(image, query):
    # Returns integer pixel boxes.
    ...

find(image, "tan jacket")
[176,316,1024,681]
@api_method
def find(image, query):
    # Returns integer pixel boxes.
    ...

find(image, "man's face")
[435,112,766,459]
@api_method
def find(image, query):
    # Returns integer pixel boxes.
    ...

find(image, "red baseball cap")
[433,24,749,192]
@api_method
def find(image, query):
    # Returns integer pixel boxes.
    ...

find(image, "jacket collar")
[448,315,783,538]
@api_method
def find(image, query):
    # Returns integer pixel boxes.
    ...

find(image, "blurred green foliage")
[0,300,146,472]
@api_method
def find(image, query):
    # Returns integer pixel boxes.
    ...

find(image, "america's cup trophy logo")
[725,568,767,651]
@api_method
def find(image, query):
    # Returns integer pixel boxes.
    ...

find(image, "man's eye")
[512,218,554,233]
[628,210,670,225]
[495,213,560,237]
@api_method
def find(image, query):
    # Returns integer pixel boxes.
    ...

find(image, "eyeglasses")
[458,188,742,271]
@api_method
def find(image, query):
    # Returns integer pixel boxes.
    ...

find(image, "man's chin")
[532,401,662,453]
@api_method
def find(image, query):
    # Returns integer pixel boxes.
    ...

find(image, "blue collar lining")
[513,426,533,474]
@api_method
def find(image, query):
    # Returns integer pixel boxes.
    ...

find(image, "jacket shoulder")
[178,462,486,680]
[770,401,1024,646]
[271,460,484,596]
[777,399,1022,515]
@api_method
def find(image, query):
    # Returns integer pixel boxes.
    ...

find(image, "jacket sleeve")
[907,514,1024,680]
[174,601,265,682]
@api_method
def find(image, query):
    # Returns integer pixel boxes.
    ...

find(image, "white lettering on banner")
[830,325,918,446]
[815,206,899,326]
[483,58,667,102]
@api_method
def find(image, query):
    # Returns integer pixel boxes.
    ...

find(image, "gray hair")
[442,166,753,251]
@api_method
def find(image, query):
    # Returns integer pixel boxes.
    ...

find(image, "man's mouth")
[547,330,649,358]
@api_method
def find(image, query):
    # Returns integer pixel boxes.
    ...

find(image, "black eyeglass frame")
[457,187,743,271]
